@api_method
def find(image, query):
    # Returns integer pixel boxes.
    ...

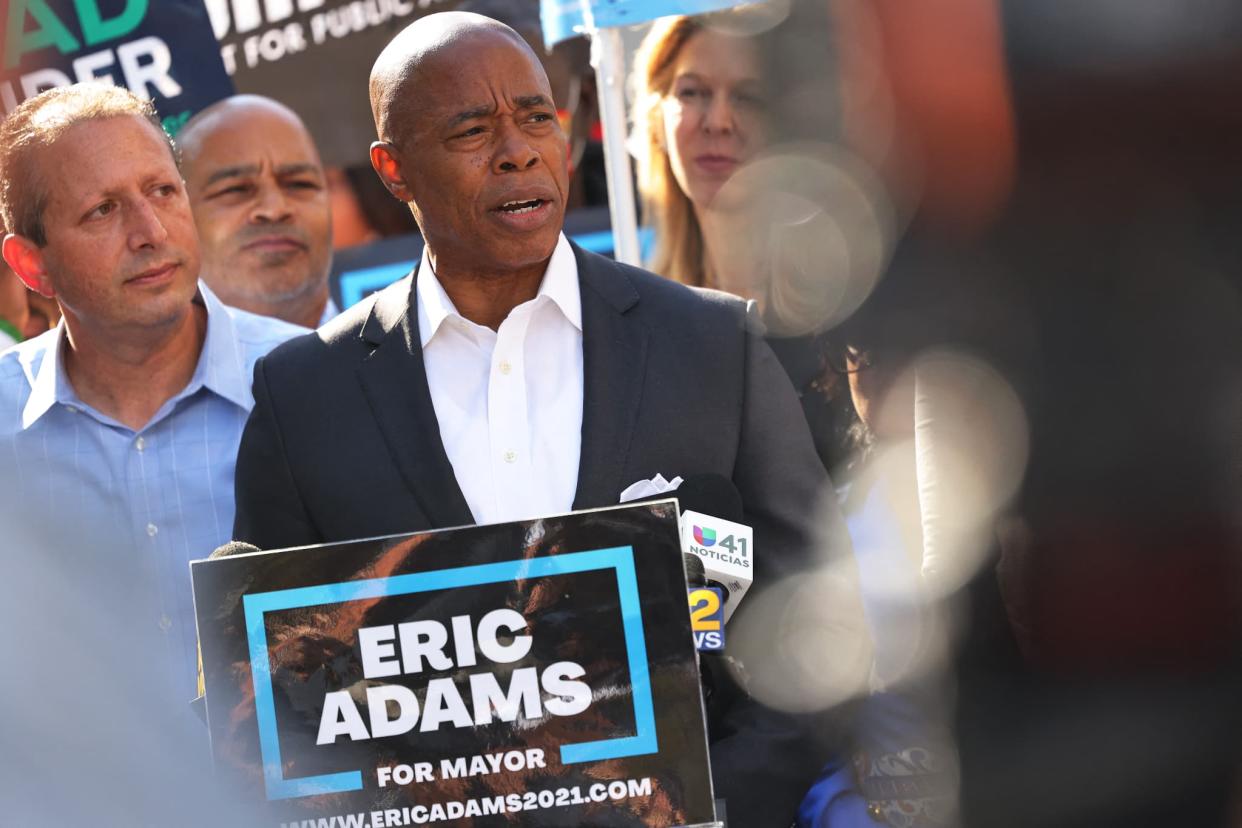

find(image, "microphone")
[209,540,261,559]
[685,548,732,608]
[193,541,263,716]
[669,474,744,523]
[672,475,754,623]
[683,552,706,587]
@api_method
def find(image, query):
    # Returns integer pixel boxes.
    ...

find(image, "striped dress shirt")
[0,283,305,704]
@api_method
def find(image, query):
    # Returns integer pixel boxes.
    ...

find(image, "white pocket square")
[618,474,684,503]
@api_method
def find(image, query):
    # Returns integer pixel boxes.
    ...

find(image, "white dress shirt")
[416,233,584,525]
[318,295,341,327]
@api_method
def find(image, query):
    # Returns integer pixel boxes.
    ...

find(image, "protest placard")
[2,0,233,132]
[193,501,717,827]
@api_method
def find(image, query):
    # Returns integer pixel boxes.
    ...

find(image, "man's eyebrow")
[204,165,259,187]
[448,104,494,129]
[275,163,322,178]
[514,94,552,110]
[446,95,554,129]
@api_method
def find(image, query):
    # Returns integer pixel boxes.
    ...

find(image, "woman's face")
[661,29,769,210]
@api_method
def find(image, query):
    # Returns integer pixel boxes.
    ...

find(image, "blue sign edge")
[335,227,653,311]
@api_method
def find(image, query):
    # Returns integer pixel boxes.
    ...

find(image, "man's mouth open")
[497,199,545,214]
[491,197,554,230]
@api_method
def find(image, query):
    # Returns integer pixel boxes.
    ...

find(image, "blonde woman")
[634,12,891,476]
[631,14,770,292]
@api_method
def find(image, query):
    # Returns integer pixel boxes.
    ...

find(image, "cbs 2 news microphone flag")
[192,501,717,827]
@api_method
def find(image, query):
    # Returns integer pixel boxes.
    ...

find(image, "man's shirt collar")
[189,281,252,411]
[416,233,582,349]
[20,281,252,430]
[20,323,69,429]
[319,296,340,327]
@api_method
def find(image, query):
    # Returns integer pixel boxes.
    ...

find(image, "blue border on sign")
[334,228,654,310]
[242,546,656,801]
[338,262,414,309]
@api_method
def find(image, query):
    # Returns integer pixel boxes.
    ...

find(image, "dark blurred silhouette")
[823,1,1242,826]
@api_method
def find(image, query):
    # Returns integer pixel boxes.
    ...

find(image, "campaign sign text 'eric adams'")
[192,501,715,827]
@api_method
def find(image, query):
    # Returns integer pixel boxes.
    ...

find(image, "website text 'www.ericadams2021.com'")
[279,777,656,828]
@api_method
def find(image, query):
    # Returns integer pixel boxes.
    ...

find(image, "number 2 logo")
[688,588,722,631]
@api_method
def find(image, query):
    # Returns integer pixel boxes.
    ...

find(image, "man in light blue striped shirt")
[0,85,306,709]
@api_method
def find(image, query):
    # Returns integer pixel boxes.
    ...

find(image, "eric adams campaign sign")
[192,501,717,827]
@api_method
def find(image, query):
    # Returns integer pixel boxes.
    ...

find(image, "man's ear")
[370,142,414,202]
[2,234,54,298]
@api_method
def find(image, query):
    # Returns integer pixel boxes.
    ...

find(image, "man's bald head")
[369,12,540,145]
[366,9,569,285]
[179,95,314,170]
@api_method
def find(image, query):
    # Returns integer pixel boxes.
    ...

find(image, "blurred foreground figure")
[232,11,847,825]
[181,95,337,328]
[0,86,303,734]
[817,1,1242,826]
[0,515,260,825]
[945,7,1242,823]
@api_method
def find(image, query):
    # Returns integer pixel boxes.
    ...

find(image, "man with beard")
[180,95,337,328]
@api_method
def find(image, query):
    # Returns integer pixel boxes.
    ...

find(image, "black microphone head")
[683,552,707,587]
[674,474,744,524]
[209,541,262,559]
[705,577,731,604]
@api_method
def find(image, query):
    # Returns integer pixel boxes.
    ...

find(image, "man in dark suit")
[233,12,846,825]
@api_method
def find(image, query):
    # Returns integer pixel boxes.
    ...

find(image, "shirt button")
[503,450,517,463]
[146,523,158,537]
[158,614,172,632]
[498,360,512,375]
[135,436,145,451]
[65,405,79,414]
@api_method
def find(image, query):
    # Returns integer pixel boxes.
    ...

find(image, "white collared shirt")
[319,296,340,327]
[417,233,584,525]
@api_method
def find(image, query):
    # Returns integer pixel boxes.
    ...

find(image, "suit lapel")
[356,276,475,529]
[572,245,649,510]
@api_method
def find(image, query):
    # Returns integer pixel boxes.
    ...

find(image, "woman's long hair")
[630,15,708,287]
[630,8,845,288]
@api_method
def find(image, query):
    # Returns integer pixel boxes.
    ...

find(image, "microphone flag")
[679,509,754,622]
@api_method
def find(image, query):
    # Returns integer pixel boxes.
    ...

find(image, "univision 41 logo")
[689,524,750,567]
[680,510,754,624]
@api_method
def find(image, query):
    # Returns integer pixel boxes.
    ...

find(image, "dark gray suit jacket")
[233,243,847,826]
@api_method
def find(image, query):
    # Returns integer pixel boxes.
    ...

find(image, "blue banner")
[541,0,751,47]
